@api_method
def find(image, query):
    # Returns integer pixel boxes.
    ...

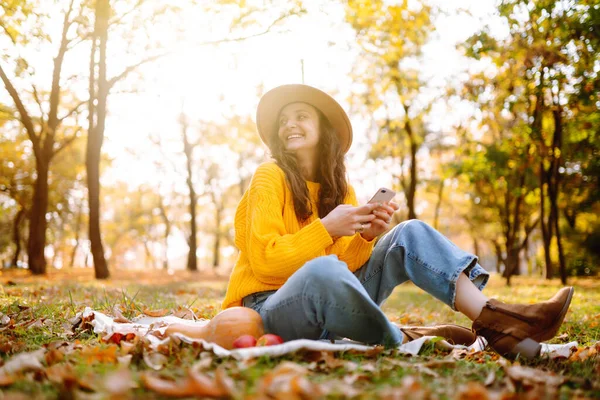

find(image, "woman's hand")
[360,202,399,241]
[321,203,378,237]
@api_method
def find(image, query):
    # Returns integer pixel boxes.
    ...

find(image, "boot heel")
[512,338,541,359]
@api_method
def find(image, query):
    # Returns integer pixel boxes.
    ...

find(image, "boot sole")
[534,286,574,343]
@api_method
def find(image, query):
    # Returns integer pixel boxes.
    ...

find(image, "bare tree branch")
[31,84,46,122]
[107,0,144,27]
[58,99,87,123]
[53,127,82,157]
[108,10,301,90]
[0,62,40,153]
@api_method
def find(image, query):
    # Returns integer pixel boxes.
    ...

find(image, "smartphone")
[368,187,396,204]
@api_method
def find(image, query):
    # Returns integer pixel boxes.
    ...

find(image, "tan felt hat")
[256,84,352,154]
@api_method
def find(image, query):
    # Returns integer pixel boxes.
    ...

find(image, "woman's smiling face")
[277,102,321,154]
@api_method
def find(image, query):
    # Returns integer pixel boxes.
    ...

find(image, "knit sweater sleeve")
[333,185,376,271]
[246,163,334,285]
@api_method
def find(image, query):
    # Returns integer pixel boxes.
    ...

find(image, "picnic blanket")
[80,307,577,361]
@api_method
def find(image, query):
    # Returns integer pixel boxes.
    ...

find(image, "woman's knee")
[392,219,432,239]
[298,255,347,283]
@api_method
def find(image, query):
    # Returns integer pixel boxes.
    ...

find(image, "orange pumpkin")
[164,307,264,350]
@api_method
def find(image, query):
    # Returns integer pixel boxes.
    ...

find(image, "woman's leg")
[455,273,488,320]
[354,219,490,310]
[253,255,404,346]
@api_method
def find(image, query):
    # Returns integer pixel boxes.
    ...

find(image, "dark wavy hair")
[270,105,348,222]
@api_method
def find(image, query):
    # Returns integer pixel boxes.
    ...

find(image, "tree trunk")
[551,108,567,284]
[158,195,170,270]
[86,0,110,279]
[540,161,554,278]
[69,201,83,268]
[11,208,25,267]
[181,113,198,272]
[27,161,49,274]
[404,106,418,220]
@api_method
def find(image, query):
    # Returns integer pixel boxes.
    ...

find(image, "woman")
[222,84,574,359]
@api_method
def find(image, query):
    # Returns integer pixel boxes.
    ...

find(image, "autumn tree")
[462,0,600,282]
[1,1,88,274]
[345,0,435,220]
[84,0,304,277]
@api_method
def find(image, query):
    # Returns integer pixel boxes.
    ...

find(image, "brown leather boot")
[400,324,477,346]
[472,286,574,359]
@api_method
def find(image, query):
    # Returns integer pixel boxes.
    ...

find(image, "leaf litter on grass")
[1,271,599,399]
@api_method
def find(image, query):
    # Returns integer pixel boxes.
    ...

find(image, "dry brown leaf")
[569,341,599,361]
[141,369,228,398]
[172,307,198,320]
[214,366,237,397]
[120,340,136,355]
[0,371,15,387]
[505,365,565,387]
[45,363,77,385]
[143,308,170,317]
[117,354,133,367]
[143,350,168,371]
[484,370,496,386]
[455,382,490,399]
[80,344,119,364]
[379,376,430,400]
[112,304,131,323]
[257,361,321,400]
[0,348,45,375]
[44,349,64,366]
[303,351,347,370]
[103,368,137,395]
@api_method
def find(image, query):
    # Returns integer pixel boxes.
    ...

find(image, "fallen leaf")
[455,382,490,399]
[141,369,228,398]
[0,348,45,375]
[143,308,170,317]
[143,350,168,371]
[45,364,77,385]
[484,370,496,386]
[505,365,565,387]
[569,341,599,361]
[112,305,131,323]
[257,361,321,399]
[103,368,137,395]
[172,307,198,320]
[0,371,15,387]
[80,344,118,364]
[44,349,64,366]
[117,354,133,367]
[213,366,237,398]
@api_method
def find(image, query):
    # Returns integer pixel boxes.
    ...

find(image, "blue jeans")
[242,220,489,346]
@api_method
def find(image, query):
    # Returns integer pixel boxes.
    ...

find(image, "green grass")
[1,269,599,399]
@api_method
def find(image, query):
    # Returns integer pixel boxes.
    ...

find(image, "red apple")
[232,334,257,348]
[256,333,284,346]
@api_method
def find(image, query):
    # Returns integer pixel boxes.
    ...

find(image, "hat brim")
[256,84,352,154]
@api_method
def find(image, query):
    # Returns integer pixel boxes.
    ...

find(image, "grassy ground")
[1,268,599,399]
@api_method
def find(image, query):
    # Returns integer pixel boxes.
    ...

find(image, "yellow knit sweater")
[221,162,376,309]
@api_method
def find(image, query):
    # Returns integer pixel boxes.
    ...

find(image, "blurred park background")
[1,0,598,285]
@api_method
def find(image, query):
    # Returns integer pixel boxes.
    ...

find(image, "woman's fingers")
[355,222,371,232]
[369,209,390,223]
[357,213,376,223]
